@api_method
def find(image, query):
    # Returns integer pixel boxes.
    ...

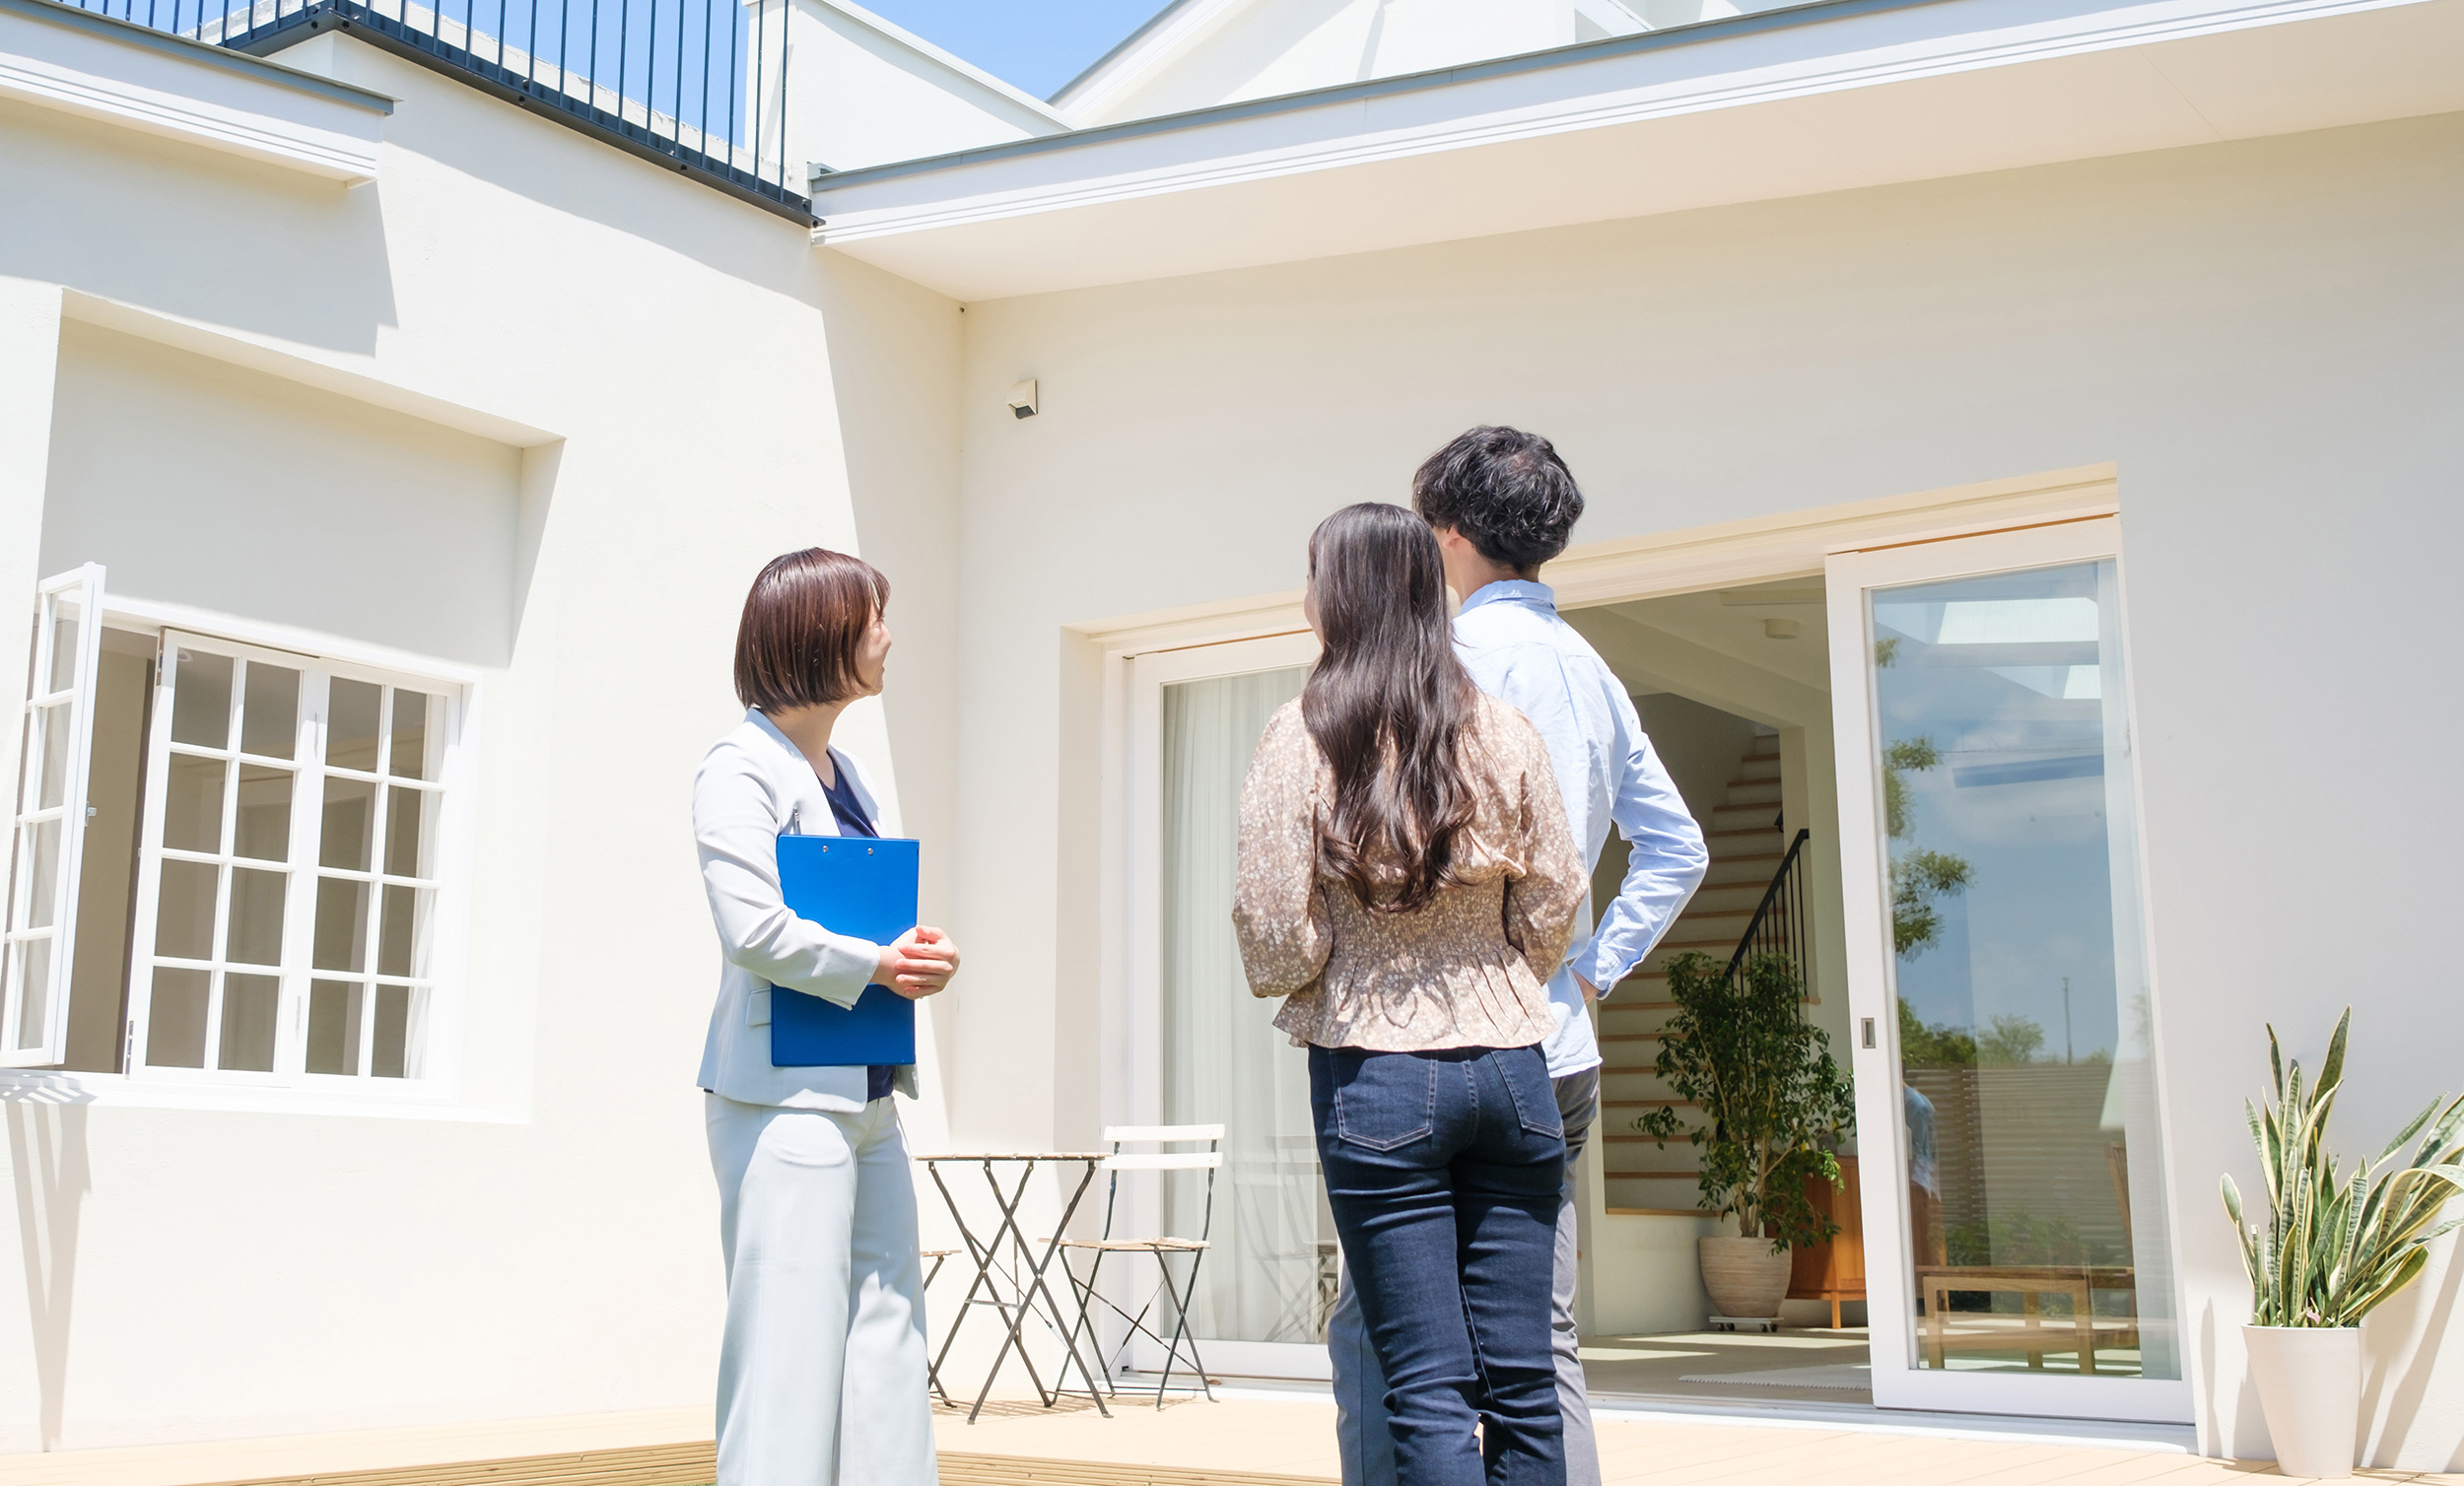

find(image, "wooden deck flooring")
[5,1393,2459,1486]
[932,1394,2464,1486]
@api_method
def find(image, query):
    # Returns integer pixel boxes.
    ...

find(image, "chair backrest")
[1101,1124,1224,1171]
[1096,1124,1223,1242]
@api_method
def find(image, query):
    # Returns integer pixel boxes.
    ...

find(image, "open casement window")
[125,632,453,1085]
[2,566,107,1068]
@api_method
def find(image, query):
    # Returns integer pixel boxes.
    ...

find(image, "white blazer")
[694,709,919,1111]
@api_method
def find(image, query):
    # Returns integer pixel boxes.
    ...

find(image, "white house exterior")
[3,0,2461,1471]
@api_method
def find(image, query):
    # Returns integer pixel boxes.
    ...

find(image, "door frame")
[1113,630,1325,1381]
[1823,515,2192,1423]
[1071,463,2147,1391]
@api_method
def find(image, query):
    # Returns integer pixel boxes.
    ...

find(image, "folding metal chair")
[920,1248,956,1403]
[1058,1123,1223,1406]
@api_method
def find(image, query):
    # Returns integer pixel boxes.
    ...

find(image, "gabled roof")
[825,0,1077,130]
[1051,0,1651,120]
[1048,0,1241,114]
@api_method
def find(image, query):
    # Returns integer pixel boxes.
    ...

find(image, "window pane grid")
[302,975,431,1080]
[153,659,285,1073]
[17,718,71,814]
[5,581,99,1063]
[133,639,451,1088]
[301,680,436,1079]
[9,682,77,979]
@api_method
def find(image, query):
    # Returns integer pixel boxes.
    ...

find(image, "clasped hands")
[876,925,960,999]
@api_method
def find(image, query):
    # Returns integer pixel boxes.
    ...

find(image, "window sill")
[0,1067,521,1121]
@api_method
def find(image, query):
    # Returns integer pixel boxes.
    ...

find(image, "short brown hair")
[732,548,890,712]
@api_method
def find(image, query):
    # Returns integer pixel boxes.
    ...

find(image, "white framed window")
[3,566,468,1104]
[3,566,105,1067]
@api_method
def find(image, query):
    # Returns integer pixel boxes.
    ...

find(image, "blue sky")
[859,0,1170,100]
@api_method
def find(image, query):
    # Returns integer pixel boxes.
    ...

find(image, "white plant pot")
[2243,1324,2361,1479]
[1698,1235,1792,1319]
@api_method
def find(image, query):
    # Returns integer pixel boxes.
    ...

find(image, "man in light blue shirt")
[1329,428,1709,1486]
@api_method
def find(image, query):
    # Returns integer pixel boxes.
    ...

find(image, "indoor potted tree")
[1638,951,1856,1321]
[2222,1009,2464,1479]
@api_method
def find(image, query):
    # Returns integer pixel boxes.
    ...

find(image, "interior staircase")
[1598,729,1791,1214]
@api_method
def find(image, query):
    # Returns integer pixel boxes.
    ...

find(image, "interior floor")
[1580,1329,1872,1405]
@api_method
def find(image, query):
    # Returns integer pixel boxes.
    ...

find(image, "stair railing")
[1725,827,1812,994]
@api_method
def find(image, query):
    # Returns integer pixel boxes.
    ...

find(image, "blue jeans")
[1333,1068,1601,1486]
[1310,1044,1568,1486]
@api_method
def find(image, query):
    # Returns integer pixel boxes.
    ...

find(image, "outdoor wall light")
[1007,379,1039,419]
[1763,618,1801,640]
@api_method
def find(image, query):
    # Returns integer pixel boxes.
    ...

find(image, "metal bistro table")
[921,1152,1112,1423]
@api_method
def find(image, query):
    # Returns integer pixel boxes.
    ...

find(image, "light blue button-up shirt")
[1453,581,1710,1077]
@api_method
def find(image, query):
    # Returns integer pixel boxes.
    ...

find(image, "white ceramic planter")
[1698,1235,1792,1319]
[2243,1324,2361,1479]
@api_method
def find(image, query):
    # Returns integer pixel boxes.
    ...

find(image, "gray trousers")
[1330,1067,1601,1486]
[707,1094,938,1486]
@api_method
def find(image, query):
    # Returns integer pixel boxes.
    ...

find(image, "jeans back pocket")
[1333,1051,1437,1152]
[1495,1046,1565,1141]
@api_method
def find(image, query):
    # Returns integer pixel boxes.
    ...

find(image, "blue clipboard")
[771,835,919,1066]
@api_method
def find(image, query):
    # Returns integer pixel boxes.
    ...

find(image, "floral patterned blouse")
[1231,691,1586,1051]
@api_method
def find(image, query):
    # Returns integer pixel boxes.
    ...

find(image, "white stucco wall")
[944,110,2464,1465]
[42,320,524,665]
[0,26,964,1452]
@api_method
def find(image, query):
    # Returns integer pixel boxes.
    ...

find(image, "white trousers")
[707,1094,937,1486]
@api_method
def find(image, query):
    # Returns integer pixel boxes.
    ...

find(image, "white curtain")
[1158,666,1332,1345]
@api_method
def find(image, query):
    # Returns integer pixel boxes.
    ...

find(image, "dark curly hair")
[1409,426,1585,574]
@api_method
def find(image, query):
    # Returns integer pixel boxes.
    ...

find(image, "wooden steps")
[1603,729,1789,1213]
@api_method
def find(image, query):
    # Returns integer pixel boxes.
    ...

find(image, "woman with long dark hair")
[1234,504,1586,1485]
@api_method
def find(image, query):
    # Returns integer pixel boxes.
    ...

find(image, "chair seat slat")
[1057,1237,1210,1251]
[1100,1123,1226,1143]
[1102,1152,1223,1171]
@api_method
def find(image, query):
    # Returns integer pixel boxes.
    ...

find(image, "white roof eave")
[809,0,2464,300]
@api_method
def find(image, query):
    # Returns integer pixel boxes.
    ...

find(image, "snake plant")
[2221,1008,2464,1327]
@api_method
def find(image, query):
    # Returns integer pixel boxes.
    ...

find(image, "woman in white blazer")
[694,547,959,1486]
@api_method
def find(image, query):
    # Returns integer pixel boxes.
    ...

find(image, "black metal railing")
[55,0,809,221]
[1726,827,1812,993]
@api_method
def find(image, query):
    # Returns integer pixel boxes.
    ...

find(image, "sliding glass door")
[1826,518,2187,1422]
[1125,632,1331,1379]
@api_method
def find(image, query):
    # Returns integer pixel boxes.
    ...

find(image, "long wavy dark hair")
[1302,504,1480,914]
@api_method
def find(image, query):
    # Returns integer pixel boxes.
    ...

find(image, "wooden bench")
[1915,1265,2137,1374]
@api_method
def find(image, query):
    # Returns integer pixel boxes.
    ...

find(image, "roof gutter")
[813,0,1948,198]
